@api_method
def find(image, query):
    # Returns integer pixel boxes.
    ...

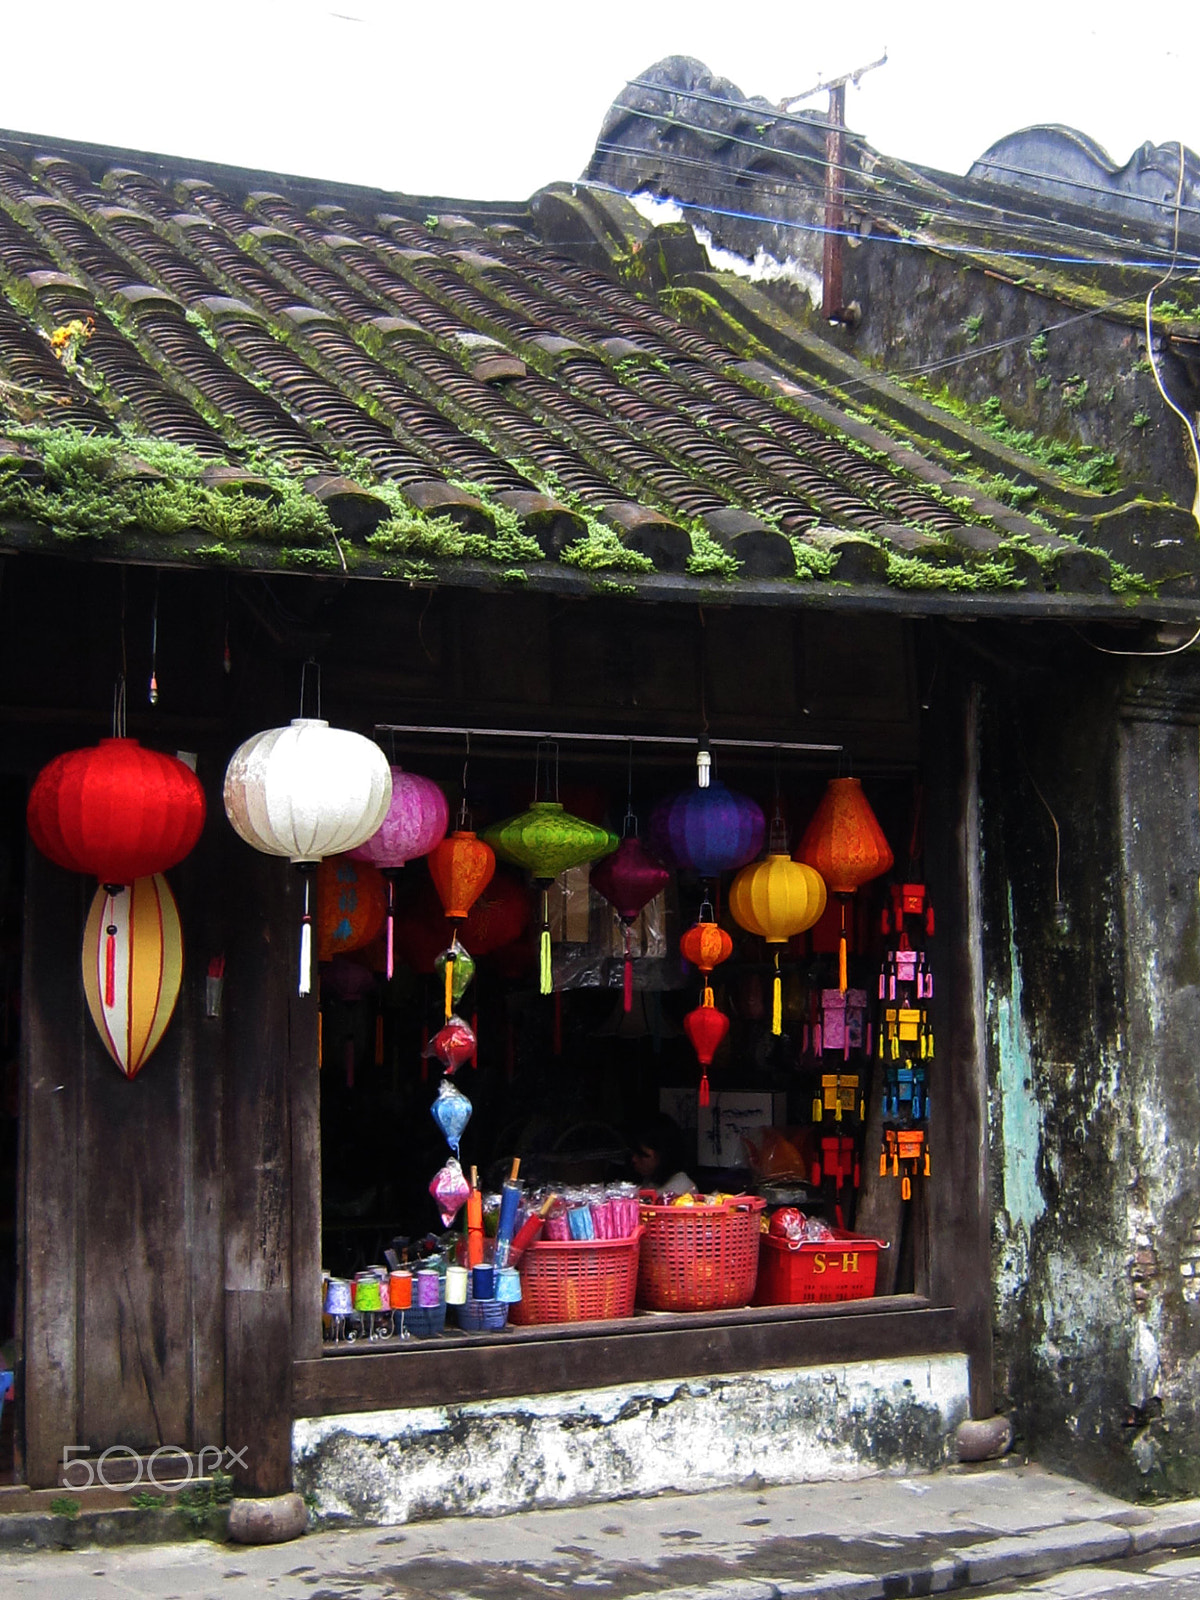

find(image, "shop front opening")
[316,731,934,1362]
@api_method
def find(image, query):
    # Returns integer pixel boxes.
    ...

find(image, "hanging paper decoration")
[649,779,764,878]
[683,992,730,1107]
[316,854,387,962]
[729,853,826,1035]
[434,936,475,1017]
[223,717,391,997]
[428,829,495,922]
[350,766,448,979]
[425,1014,477,1075]
[590,834,669,1011]
[80,872,183,1080]
[431,1077,473,1152]
[679,910,733,1003]
[29,737,206,886]
[797,777,894,992]
[486,802,616,995]
[429,1156,471,1227]
[878,881,934,1200]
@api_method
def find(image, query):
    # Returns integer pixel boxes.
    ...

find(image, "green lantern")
[485,801,617,993]
[435,937,476,1016]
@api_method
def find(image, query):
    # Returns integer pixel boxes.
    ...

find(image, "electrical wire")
[1068,621,1200,657]
[591,135,1199,271]
[620,75,1200,234]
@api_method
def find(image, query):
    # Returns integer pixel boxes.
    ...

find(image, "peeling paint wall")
[294,1356,971,1526]
[978,636,1200,1497]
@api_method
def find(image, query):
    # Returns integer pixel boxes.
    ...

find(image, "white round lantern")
[223,718,392,993]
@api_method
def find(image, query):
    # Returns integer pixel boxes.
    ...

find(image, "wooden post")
[222,844,298,1495]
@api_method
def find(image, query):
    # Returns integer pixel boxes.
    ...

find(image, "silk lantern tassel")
[839,898,849,994]
[623,924,634,1013]
[539,885,552,996]
[103,889,119,1008]
[772,950,782,1036]
[299,871,313,998]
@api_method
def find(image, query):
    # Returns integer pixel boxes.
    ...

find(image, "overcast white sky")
[3,2,1199,201]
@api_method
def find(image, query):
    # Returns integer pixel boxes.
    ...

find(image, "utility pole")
[780,51,887,325]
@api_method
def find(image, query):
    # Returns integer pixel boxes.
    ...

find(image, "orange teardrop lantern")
[428,830,496,922]
[796,778,893,991]
[81,872,183,1080]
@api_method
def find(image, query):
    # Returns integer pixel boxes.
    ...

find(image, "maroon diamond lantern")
[591,830,670,1012]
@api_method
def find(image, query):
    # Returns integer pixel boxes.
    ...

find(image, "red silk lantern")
[591,835,669,1011]
[428,830,495,922]
[464,871,531,955]
[28,737,206,886]
[797,778,893,991]
[684,994,730,1107]
[316,855,387,962]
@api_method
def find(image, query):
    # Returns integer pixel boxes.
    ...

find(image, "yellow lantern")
[81,872,184,1079]
[730,855,826,1034]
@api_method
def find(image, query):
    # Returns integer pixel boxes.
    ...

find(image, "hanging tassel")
[539,887,552,995]
[299,873,313,997]
[698,1069,710,1107]
[838,901,848,993]
[374,1012,384,1067]
[771,951,782,1036]
[385,877,395,981]
[444,952,454,1021]
[104,894,117,1008]
[926,903,935,938]
[703,981,714,1008]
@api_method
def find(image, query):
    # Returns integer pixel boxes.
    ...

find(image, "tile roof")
[0,128,1195,620]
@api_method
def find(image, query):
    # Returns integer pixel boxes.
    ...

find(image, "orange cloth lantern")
[317,855,387,961]
[428,830,495,922]
[730,855,826,1034]
[796,778,893,990]
[679,917,733,1006]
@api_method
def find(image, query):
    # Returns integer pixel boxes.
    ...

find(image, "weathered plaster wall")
[978,634,1200,1496]
[294,1356,971,1526]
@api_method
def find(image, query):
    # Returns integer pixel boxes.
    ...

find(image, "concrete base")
[294,1353,971,1527]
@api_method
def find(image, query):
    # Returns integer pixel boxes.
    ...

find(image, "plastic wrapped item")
[743,1127,807,1181]
[542,1196,570,1241]
[429,1157,471,1227]
[431,1078,472,1152]
[567,1203,595,1241]
[606,1183,640,1240]
[800,1215,836,1242]
[768,1206,806,1243]
[425,1015,476,1075]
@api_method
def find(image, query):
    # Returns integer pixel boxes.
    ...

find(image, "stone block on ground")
[227,1492,307,1544]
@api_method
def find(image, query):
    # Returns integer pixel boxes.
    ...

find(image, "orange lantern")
[730,854,826,1035]
[428,830,496,922]
[679,914,733,1006]
[796,778,893,990]
[317,855,387,961]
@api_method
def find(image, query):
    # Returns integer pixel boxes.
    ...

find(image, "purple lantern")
[591,836,670,1011]
[350,766,449,977]
[649,780,765,879]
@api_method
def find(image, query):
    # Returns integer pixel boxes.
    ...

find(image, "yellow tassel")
[813,1097,823,1123]
[879,1151,887,1177]
[444,956,454,1021]
[902,1176,911,1200]
[924,1150,931,1176]
[703,982,714,1007]
[838,932,848,994]
[771,967,782,1036]
[540,927,552,995]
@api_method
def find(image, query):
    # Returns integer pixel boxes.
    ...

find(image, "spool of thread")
[415,1269,441,1309]
[445,1265,468,1305]
[471,1263,495,1299]
[324,1278,352,1316]
[389,1271,412,1310]
[497,1267,522,1303]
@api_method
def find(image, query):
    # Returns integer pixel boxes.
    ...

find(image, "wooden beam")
[294,1302,960,1417]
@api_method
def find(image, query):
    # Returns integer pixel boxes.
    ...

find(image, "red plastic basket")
[509,1228,643,1325]
[636,1196,766,1311]
[752,1228,888,1306]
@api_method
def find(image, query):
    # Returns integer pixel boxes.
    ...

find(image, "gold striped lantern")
[81,872,183,1080]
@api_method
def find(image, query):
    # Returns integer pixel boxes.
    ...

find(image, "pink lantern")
[350,766,448,977]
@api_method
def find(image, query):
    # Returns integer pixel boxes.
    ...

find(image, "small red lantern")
[28,737,206,887]
[684,994,730,1108]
